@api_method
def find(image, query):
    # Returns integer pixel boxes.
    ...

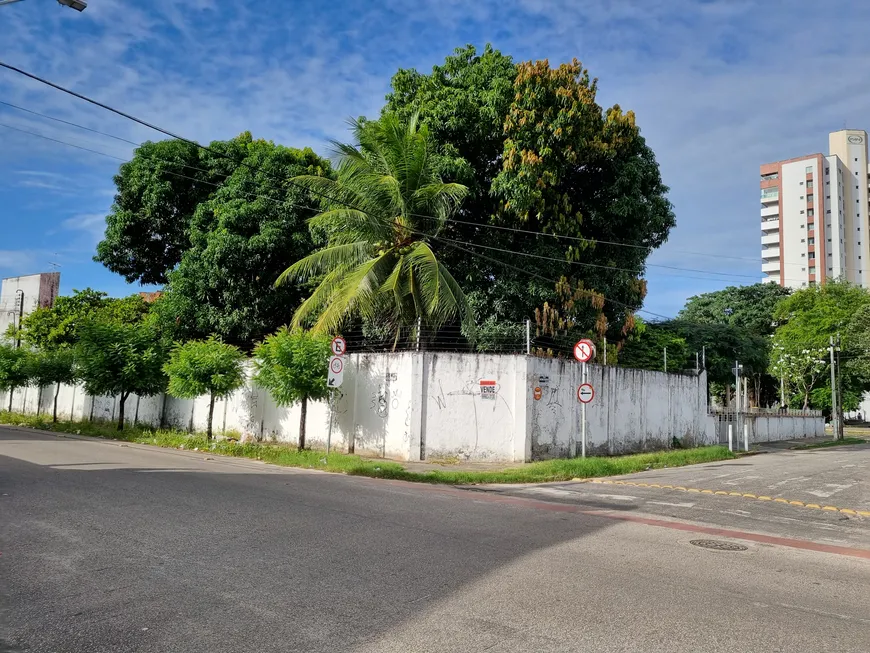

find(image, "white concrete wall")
[708,413,825,444]
[1,353,825,462]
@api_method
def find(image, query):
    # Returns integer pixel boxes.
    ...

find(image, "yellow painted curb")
[757,496,772,501]
[742,493,757,498]
[701,489,714,494]
[805,504,821,509]
[789,501,804,506]
[840,509,857,515]
[715,490,729,495]
[774,498,789,504]
[822,506,839,511]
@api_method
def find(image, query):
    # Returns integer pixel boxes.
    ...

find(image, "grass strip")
[0,411,735,484]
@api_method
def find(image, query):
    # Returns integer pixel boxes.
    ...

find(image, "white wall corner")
[513,356,532,462]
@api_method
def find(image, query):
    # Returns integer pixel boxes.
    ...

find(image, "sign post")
[326,336,348,454]
[574,340,595,459]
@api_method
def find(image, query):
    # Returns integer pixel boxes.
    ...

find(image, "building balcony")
[761,232,780,246]
[762,274,780,284]
[761,246,781,259]
[761,190,779,204]
[761,204,780,218]
[762,260,781,273]
[761,218,780,233]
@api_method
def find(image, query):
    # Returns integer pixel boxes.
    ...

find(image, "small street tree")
[163,337,246,440]
[0,344,31,412]
[28,349,77,422]
[253,328,331,450]
[77,322,167,430]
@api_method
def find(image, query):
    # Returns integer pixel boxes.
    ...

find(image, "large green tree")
[95,138,245,285]
[678,283,791,336]
[384,45,675,339]
[771,280,870,410]
[278,113,472,340]
[28,348,77,422]
[151,136,333,348]
[0,345,31,412]
[13,289,150,351]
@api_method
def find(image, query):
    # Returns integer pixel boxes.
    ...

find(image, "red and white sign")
[577,383,594,404]
[330,336,347,357]
[329,357,344,374]
[573,339,595,363]
[480,380,497,400]
[328,356,344,387]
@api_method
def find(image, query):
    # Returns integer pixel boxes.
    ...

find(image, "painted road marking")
[806,483,855,499]
[585,479,868,518]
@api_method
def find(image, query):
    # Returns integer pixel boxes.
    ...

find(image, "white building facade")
[761,130,870,289]
[0,272,61,343]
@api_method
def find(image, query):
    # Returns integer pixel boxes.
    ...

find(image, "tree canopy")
[150,136,333,348]
[679,283,791,336]
[13,288,150,351]
[384,45,675,340]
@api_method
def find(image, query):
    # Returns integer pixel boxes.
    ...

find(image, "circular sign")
[329,357,344,374]
[573,339,595,363]
[848,135,864,144]
[330,336,347,356]
[533,386,542,401]
[577,383,594,404]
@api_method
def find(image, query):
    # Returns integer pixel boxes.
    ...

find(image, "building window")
[808,209,814,216]
[806,166,813,173]
[826,181,830,185]
[807,181,814,189]
[808,238,815,244]
[826,167,830,174]
[808,195,813,202]
[827,209,831,214]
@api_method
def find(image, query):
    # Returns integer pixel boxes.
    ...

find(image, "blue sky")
[3,0,870,318]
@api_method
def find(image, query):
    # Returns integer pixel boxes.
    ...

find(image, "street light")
[0,0,87,9]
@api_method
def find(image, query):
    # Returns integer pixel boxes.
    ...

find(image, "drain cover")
[690,539,748,551]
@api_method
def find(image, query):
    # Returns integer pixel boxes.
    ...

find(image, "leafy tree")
[15,288,150,351]
[384,45,675,339]
[95,138,245,285]
[678,283,791,336]
[618,320,689,372]
[76,322,167,430]
[279,113,472,340]
[0,345,31,412]
[151,136,332,348]
[253,328,331,450]
[163,337,246,440]
[771,280,870,410]
[769,344,829,410]
[28,349,77,422]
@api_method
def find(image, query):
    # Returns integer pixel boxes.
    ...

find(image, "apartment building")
[0,272,60,343]
[760,129,870,289]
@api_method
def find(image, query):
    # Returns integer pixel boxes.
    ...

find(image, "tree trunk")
[117,392,129,430]
[298,396,308,451]
[8,386,13,412]
[53,383,61,423]
[207,393,216,441]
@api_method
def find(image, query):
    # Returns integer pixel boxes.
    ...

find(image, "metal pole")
[836,333,843,440]
[326,392,334,454]
[695,352,699,374]
[734,360,740,445]
[581,362,587,458]
[603,336,607,365]
[702,346,706,370]
[780,372,785,407]
[415,316,421,352]
[728,424,733,452]
[525,319,531,355]
[664,347,667,373]
[743,422,749,452]
[829,336,838,439]
[14,290,23,349]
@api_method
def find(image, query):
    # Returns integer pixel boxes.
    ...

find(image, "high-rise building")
[760,129,870,289]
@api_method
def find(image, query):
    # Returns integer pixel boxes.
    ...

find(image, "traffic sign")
[573,339,595,363]
[328,356,344,387]
[577,383,594,403]
[330,336,347,357]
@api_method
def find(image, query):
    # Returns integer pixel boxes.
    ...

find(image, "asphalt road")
[2,427,869,653]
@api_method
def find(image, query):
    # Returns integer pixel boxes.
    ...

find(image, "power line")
[0,99,139,146]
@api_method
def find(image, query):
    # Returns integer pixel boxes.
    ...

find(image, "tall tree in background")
[95,138,245,285]
[679,283,791,336]
[151,136,333,347]
[28,349,77,422]
[384,45,675,340]
[12,289,150,351]
[278,114,471,340]
[0,345,31,412]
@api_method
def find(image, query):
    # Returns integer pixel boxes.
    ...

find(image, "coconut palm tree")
[277,113,472,344]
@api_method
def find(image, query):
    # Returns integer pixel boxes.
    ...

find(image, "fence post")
[728,424,733,452]
[525,319,530,355]
[743,422,749,452]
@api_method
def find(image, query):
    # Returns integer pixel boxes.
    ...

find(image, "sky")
[3,0,870,318]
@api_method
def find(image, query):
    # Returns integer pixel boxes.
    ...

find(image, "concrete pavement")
[2,427,869,652]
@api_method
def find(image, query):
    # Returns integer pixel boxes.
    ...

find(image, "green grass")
[792,437,867,450]
[0,410,736,484]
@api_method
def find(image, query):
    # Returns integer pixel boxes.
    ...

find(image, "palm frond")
[275,242,369,286]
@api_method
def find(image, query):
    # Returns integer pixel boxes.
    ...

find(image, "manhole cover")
[690,539,748,551]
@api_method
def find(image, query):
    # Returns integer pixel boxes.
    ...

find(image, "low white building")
[0,272,61,343]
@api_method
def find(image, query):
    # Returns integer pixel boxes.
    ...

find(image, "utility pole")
[603,336,607,365]
[663,347,667,373]
[829,335,838,439]
[836,333,843,440]
[14,289,23,349]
